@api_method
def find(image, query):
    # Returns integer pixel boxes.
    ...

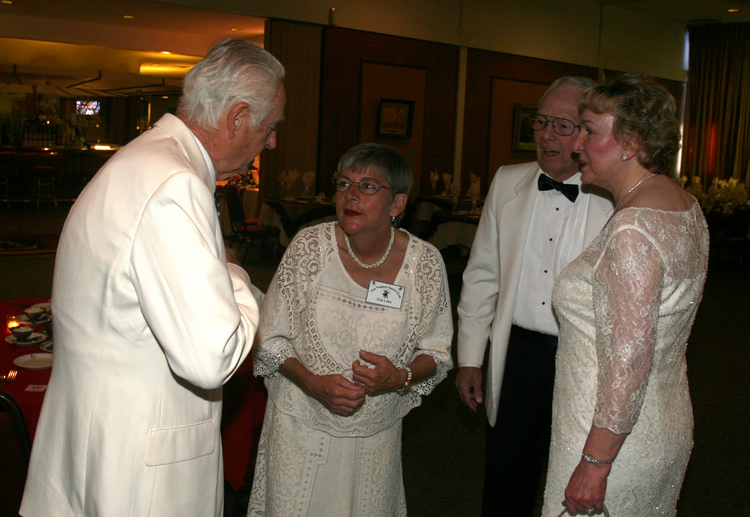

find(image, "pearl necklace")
[344,226,395,269]
[615,173,656,209]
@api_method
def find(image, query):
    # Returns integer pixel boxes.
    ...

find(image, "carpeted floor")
[1,206,748,516]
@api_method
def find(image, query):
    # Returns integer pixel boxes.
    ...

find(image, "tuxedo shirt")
[512,173,589,336]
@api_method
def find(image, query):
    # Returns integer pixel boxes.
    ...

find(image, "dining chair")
[33,165,59,210]
[224,185,280,261]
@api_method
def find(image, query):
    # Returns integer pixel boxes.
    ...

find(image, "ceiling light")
[123,15,134,19]
[1,1,14,4]
[231,28,241,32]
[161,51,171,55]
[139,62,195,77]
[728,8,740,13]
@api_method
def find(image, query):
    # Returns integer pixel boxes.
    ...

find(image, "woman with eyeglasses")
[247,143,453,516]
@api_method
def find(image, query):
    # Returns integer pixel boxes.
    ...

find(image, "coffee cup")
[11,325,33,342]
[24,307,44,322]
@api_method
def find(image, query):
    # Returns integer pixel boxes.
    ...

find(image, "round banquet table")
[0,297,264,491]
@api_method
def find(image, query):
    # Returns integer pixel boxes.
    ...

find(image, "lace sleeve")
[253,228,321,377]
[592,226,664,434]
[410,242,454,396]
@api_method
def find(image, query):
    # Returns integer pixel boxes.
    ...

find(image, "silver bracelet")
[582,453,614,465]
[397,366,412,395]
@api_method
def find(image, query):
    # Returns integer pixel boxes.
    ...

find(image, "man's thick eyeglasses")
[333,178,391,195]
[532,114,580,136]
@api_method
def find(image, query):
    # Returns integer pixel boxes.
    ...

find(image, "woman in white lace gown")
[248,144,453,516]
[542,74,709,517]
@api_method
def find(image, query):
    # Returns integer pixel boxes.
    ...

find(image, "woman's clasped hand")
[352,349,405,396]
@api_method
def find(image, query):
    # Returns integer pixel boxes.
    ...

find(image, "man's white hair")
[177,39,285,130]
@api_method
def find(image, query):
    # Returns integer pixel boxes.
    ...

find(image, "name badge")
[366,280,405,309]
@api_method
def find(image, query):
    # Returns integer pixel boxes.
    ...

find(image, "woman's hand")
[279,357,365,417]
[562,460,610,515]
[305,374,366,417]
[352,350,404,396]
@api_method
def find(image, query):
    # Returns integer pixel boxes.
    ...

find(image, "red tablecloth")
[1,297,52,439]
[1,298,265,491]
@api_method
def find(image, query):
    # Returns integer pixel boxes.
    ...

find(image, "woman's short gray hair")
[337,143,413,225]
[177,39,285,130]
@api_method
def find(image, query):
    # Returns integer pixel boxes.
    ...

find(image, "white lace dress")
[542,203,709,517]
[247,222,453,517]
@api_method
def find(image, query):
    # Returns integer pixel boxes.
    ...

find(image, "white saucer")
[39,341,54,353]
[31,302,51,312]
[6,332,47,346]
[14,353,53,370]
[19,313,51,324]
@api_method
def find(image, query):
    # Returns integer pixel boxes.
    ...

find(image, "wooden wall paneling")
[263,20,322,199]
[487,78,548,185]
[360,63,426,192]
[319,27,458,197]
[463,48,597,192]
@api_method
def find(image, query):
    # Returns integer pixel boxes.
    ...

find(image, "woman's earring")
[392,216,396,226]
[622,154,628,162]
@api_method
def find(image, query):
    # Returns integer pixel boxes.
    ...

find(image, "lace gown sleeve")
[592,226,664,434]
[253,229,317,377]
[410,244,454,395]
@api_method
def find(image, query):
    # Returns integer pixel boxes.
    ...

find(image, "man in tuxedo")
[455,77,614,516]
[21,39,285,517]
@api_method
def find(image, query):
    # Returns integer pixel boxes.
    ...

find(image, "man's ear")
[226,103,250,140]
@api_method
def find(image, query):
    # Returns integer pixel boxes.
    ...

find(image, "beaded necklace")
[344,226,395,269]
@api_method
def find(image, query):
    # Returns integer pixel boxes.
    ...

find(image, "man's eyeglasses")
[333,178,391,195]
[532,114,580,136]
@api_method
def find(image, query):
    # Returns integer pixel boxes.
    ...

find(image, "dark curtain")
[683,23,750,187]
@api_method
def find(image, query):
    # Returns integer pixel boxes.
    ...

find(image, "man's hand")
[455,366,484,412]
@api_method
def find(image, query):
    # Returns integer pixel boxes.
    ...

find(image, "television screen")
[76,100,101,116]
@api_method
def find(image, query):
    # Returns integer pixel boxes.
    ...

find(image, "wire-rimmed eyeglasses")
[333,178,391,195]
[532,113,580,136]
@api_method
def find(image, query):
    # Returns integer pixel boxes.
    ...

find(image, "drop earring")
[622,154,628,162]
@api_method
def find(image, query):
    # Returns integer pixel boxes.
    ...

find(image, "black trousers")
[481,325,558,517]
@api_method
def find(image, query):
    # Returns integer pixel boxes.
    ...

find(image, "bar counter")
[1,146,118,202]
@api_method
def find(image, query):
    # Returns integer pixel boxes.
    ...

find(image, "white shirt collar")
[189,131,217,183]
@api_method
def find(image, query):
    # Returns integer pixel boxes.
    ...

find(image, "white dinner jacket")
[20,114,259,517]
[456,162,614,426]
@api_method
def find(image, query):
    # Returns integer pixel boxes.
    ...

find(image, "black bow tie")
[537,174,579,202]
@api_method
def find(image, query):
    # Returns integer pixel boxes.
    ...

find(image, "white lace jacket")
[254,222,453,437]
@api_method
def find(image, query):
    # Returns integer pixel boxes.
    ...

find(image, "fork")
[0,370,17,390]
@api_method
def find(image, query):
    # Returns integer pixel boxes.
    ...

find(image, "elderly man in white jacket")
[20,39,285,517]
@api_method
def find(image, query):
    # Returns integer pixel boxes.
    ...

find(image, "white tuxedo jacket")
[21,114,259,517]
[456,162,613,426]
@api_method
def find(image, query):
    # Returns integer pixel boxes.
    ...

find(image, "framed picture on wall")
[512,104,537,152]
[377,99,414,138]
